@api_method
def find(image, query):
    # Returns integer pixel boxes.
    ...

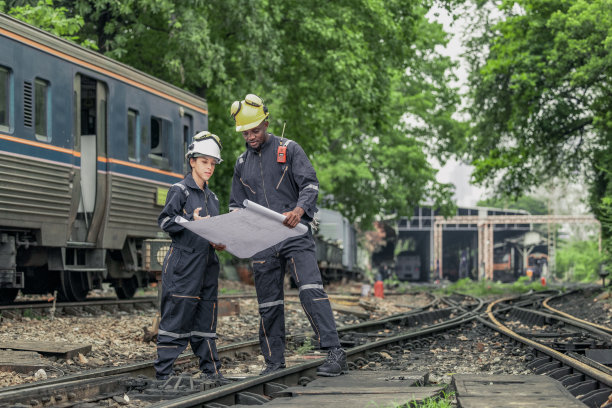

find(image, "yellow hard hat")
[230,94,269,132]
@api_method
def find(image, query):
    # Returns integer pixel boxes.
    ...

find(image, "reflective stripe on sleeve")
[259,299,284,309]
[160,216,172,229]
[305,184,319,191]
[298,284,324,293]
[174,183,190,196]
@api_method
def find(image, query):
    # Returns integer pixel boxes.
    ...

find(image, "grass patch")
[23,308,44,320]
[295,338,314,355]
[440,277,546,296]
[364,390,455,407]
[219,287,241,295]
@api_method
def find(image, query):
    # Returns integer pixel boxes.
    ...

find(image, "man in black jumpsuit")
[155,132,226,381]
[229,94,348,376]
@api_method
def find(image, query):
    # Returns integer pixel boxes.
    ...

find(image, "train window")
[149,116,172,170]
[34,78,50,141]
[127,109,140,162]
[0,66,11,131]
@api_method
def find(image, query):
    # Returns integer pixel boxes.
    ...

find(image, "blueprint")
[176,200,308,259]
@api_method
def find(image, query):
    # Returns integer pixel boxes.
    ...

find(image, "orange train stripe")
[1,133,182,179]
[0,133,80,157]
[0,28,208,115]
[102,157,183,179]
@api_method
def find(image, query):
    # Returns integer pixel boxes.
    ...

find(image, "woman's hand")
[193,208,211,221]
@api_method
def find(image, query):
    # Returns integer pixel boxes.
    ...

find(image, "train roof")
[0,13,208,114]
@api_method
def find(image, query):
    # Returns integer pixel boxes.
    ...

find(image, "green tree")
[463,0,612,247]
[555,239,606,281]
[5,0,463,226]
[477,195,548,214]
[1,0,94,47]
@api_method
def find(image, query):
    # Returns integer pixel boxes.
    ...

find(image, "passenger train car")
[0,14,208,303]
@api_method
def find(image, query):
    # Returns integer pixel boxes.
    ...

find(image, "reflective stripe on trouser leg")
[252,253,286,365]
[191,336,221,374]
[155,290,194,377]
[155,333,189,378]
[292,250,341,349]
[191,261,221,374]
[155,293,219,376]
[191,297,220,374]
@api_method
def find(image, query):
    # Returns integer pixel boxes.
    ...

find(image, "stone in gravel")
[248,365,260,373]
[379,352,392,360]
[112,394,130,405]
[88,357,105,366]
[34,368,46,380]
[78,353,88,364]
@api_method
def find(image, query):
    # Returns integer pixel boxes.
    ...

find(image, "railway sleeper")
[534,360,562,374]
[579,386,612,408]
[567,379,598,396]
[547,366,573,379]
[236,391,271,405]
[560,373,586,387]
[526,355,552,370]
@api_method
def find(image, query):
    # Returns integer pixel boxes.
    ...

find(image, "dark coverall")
[155,174,221,378]
[229,134,341,366]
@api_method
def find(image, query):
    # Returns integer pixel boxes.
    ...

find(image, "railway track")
[0,290,422,319]
[2,290,610,407]
[0,292,460,406]
[480,292,612,407]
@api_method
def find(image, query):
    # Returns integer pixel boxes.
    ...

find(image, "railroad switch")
[126,374,226,402]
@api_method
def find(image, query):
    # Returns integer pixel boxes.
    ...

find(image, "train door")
[182,113,193,174]
[61,74,108,301]
[73,74,108,243]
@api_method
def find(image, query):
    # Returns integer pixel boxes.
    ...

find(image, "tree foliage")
[3,0,462,226]
[463,0,612,246]
[477,195,548,214]
[555,239,606,281]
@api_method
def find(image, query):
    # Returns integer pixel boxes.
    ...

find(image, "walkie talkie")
[277,122,287,163]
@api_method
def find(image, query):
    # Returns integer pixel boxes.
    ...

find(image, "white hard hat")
[186,131,223,163]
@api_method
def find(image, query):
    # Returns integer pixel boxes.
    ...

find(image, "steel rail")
[0,296,454,399]
[0,295,479,406]
[542,293,612,335]
[511,306,612,342]
[148,298,484,407]
[486,297,612,388]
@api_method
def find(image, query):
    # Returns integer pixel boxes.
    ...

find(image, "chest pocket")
[276,164,289,189]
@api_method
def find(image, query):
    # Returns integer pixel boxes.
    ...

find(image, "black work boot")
[203,371,231,385]
[259,362,286,375]
[316,347,348,377]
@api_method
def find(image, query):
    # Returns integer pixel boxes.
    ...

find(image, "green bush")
[555,240,606,282]
[441,277,545,296]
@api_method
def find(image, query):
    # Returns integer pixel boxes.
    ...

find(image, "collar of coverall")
[185,173,209,191]
[245,131,274,153]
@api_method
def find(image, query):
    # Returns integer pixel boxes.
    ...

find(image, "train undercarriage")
[0,230,165,304]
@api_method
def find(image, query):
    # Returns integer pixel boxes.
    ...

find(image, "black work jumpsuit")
[155,174,221,379]
[229,133,341,366]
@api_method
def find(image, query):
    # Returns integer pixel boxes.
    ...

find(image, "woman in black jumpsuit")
[155,132,226,381]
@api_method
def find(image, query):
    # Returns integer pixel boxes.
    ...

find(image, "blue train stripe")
[0,133,182,184]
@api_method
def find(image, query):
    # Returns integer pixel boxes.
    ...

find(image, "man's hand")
[282,207,305,228]
[211,243,226,251]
